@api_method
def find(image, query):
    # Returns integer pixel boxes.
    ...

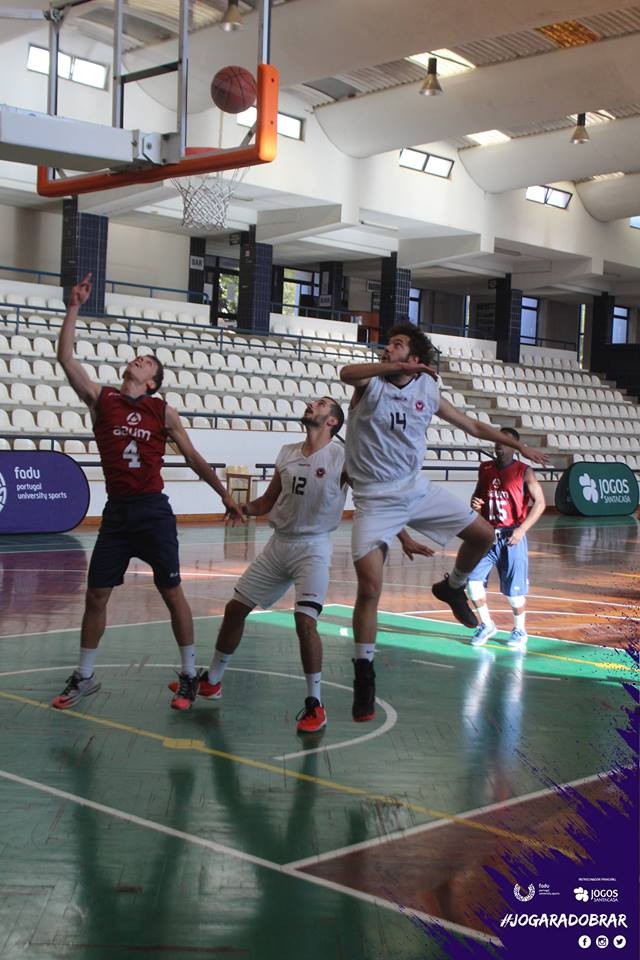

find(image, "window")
[27,44,108,90]
[630,216,640,229]
[282,267,320,316]
[237,107,303,140]
[399,148,453,179]
[408,288,420,325]
[521,297,539,345]
[525,185,572,209]
[611,305,628,344]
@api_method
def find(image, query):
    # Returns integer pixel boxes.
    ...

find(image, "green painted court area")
[0,608,636,959]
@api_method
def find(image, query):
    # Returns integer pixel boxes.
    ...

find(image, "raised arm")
[436,396,550,467]
[56,273,101,408]
[340,360,437,387]
[165,406,244,521]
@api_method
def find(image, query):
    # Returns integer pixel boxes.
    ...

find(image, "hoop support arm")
[37,64,278,198]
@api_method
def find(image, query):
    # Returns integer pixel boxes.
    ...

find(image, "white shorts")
[351,475,477,562]
[234,533,332,619]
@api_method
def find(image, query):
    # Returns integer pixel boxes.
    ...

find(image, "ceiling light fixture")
[419,57,442,96]
[570,112,589,144]
[220,0,244,32]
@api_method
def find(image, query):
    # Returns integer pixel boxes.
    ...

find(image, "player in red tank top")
[50,273,243,712]
[465,427,546,649]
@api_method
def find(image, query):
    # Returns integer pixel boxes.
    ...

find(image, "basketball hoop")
[172,167,245,232]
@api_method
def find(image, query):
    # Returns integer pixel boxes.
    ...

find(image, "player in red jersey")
[465,427,546,649]
[50,274,243,711]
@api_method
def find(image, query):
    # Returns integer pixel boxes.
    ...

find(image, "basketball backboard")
[0,0,278,198]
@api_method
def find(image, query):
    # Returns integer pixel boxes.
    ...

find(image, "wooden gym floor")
[0,513,638,959]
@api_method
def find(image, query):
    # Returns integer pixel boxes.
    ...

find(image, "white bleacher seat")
[266,376,281,395]
[97,342,118,361]
[178,370,197,389]
[10,357,34,379]
[227,353,243,371]
[0,410,10,432]
[243,356,261,374]
[191,350,208,369]
[209,352,224,370]
[35,383,59,406]
[11,334,35,356]
[232,418,250,430]
[117,343,136,361]
[203,394,224,413]
[275,398,292,416]
[124,307,142,319]
[233,374,249,393]
[242,397,259,415]
[249,419,268,430]
[75,340,96,360]
[196,371,214,390]
[47,298,66,313]
[160,311,177,324]
[214,372,232,391]
[10,382,34,405]
[32,358,59,381]
[223,396,241,413]
[12,408,36,431]
[200,330,218,346]
[13,438,37,450]
[257,396,276,415]
[173,348,195,369]
[32,336,55,357]
[185,392,204,412]
[165,391,185,411]
[249,375,266,394]
[156,347,173,366]
[60,410,85,432]
[260,357,277,374]
[98,363,119,383]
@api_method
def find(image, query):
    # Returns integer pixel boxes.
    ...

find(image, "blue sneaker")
[507,628,528,649]
[470,621,497,646]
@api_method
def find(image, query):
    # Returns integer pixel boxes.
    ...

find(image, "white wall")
[106,222,190,292]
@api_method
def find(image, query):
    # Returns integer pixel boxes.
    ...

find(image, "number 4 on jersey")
[123,439,141,469]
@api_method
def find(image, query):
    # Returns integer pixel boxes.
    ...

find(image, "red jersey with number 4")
[477,459,530,528]
[93,387,167,497]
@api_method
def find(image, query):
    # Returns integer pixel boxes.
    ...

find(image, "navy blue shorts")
[88,493,181,590]
[467,528,529,597]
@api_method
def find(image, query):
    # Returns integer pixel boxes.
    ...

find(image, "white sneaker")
[507,628,528,649]
[470,621,497,646]
[51,670,101,710]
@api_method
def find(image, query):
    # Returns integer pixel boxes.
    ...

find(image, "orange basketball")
[210,66,257,114]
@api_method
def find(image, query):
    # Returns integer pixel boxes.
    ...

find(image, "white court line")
[0,767,499,946]
[403,609,640,623]
[411,659,455,670]
[388,611,635,647]
[0,568,237,579]
[0,663,397,764]
[284,769,614,871]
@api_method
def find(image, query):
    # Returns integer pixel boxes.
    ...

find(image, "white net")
[171,169,245,232]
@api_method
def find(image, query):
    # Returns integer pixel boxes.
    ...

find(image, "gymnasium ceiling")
[2,0,640,301]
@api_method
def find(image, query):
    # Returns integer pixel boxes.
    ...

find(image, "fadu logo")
[574,886,589,902]
[513,883,535,902]
[578,474,599,504]
[0,471,6,513]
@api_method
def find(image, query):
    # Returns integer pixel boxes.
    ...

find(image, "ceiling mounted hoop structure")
[36,0,278,198]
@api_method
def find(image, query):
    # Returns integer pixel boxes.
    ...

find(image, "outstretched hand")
[68,273,92,308]
[223,497,247,525]
[520,445,551,467]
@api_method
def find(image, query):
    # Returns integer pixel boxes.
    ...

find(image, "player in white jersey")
[341,323,550,722]
[171,395,345,734]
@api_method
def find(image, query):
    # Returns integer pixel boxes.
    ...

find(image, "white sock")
[208,649,233,684]
[476,603,494,628]
[305,672,322,702]
[78,647,98,679]
[448,566,468,589]
[512,610,526,632]
[179,644,197,678]
[355,643,375,662]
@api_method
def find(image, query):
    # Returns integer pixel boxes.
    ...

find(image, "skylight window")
[237,107,303,140]
[525,185,572,209]
[467,130,511,146]
[399,148,453,179]
[27,44,107,89]
[406,49,475,77]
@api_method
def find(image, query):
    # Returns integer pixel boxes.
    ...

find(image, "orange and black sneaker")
[352,658,376,722]
[170,672,199,711]
[167,669,222,701]
[296,696,327,733]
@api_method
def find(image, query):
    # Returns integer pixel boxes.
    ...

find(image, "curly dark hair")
[326,397,345,437]
[387,323,437,367]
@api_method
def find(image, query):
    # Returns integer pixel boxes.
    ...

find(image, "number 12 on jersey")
[291,476,307,495]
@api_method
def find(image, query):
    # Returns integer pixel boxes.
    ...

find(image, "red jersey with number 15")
[93,387,167,498]
[476,458,530,528]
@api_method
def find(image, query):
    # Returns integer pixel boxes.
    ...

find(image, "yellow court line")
[480,644,638,675]
[0,688,580,859]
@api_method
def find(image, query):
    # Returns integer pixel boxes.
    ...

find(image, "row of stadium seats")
[471,376,627,404]
[447,358,600,387]
[495,393,638,421]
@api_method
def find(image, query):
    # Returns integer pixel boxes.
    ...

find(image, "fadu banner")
[0,451,90,534]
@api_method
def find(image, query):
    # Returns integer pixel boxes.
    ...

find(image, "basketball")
[210,66,257,114]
